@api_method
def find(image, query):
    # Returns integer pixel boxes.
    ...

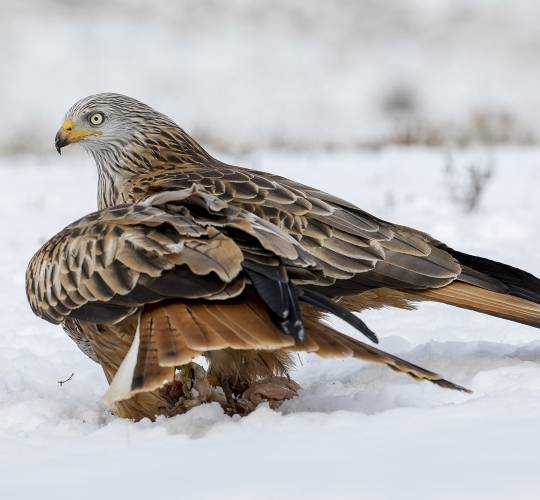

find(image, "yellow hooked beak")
[54,119,100,154]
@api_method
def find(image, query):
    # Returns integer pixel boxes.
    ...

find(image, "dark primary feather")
[244,267,305,341]
[440,245,540,304]
[298,288,379,344]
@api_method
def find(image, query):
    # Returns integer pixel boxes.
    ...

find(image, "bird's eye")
[89,112,104,126]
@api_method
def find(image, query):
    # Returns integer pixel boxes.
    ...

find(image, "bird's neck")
[92,149,136,209]
[91,127,214,210]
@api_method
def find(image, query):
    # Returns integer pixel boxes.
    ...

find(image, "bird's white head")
[54,93,177,155]
[54,93,211,209]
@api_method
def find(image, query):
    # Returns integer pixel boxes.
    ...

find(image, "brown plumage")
[26,93,540,420]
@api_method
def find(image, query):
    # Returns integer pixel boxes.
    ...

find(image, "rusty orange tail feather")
[409,282,540,329]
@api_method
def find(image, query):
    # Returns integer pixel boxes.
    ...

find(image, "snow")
[1,147,539,499]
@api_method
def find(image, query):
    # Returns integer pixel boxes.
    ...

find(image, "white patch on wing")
[102,315,141,405]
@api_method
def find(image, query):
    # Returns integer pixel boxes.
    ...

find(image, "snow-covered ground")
[1,147,539,499]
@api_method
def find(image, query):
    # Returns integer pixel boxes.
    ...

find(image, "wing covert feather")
[26,187,317,325]
[128,166,464,295]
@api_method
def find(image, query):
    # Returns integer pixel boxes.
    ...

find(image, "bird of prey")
[26,93,540,420]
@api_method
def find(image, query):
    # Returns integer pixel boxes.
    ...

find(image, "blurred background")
[3,0,540,155]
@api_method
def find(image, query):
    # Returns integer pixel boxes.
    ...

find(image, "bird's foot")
[236,377,300,413]
[162,367,300,417]
[162,362,226,416]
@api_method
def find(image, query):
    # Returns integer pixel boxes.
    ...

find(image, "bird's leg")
[219,375,239,414]
[162,367,301,417]
[237,377,301,411]
[163,362,226,416]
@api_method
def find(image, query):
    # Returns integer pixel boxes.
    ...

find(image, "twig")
[58,373,74,386]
